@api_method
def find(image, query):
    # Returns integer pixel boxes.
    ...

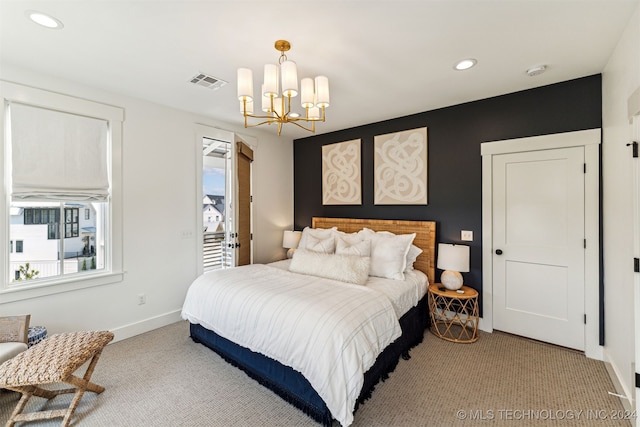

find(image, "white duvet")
[181,263,406,426]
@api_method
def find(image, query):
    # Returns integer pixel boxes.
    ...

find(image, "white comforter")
[181,263,403,426]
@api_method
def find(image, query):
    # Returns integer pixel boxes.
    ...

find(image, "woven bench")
[0,330,114,427]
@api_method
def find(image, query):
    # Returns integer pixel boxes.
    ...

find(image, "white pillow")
[298,226,337,251]
[360,228,422,273]
[405,244,423,272]
[289,249,371,285]
[335,235,371,257]
[359,228,416,280]
[305,235,336,254]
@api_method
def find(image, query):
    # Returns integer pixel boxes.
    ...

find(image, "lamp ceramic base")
[441,270,463,290]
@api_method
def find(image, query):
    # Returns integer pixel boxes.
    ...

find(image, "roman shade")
[9,102,109,201]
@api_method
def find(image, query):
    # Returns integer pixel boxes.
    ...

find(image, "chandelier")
[237,40,330,135]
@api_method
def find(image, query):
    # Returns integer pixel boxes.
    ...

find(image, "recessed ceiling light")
[25,10,64,29]
[454,58,477,71]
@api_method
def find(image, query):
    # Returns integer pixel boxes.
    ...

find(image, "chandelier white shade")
[237,40,330,135]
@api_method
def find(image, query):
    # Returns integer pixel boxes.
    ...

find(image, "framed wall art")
[322,139,362,205]
[374,127,428,205]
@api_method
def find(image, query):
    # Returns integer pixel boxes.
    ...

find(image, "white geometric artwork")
[322,139,362,205]
[374,127,428,205]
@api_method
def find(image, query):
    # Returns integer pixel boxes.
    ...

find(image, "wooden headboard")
[312,217,436,285]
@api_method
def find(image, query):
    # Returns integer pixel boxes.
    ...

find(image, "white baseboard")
[479,317,491,333]
[604,359,635,420]
[109,310,183,343]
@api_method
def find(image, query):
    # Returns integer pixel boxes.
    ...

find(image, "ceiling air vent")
[190,73,228,90]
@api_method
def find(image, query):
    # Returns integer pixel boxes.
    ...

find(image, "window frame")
[1,81,124,302]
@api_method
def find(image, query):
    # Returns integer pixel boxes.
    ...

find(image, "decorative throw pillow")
[289,249,371,285]
[335,234,371,257]
[405,244,423,272]
[298,226,337,251]
[359,228,416,280]
[304,235,336,254]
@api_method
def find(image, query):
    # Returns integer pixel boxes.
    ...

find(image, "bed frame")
[190,217,436,426]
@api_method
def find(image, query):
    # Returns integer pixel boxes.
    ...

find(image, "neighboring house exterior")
[203,194,224,233]
[9,202,98,280]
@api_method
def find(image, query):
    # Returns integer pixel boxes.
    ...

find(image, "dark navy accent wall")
[293,74,602,320]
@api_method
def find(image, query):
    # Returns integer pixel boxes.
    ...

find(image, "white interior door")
[632,116,640,416]
[493,146,585,350]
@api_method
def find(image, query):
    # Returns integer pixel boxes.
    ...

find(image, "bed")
[182,217,436,426]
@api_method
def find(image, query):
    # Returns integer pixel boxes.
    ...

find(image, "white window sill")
[0,271,124,303]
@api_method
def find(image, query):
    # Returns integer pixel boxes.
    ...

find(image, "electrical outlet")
[138,293,146,305]
[461,230,473,241]
[180,230,194,239]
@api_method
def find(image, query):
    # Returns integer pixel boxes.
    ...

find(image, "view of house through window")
[9,201,106,281]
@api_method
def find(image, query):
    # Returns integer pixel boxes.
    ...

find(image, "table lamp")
[283,230,302,258]
[437,243,470,290]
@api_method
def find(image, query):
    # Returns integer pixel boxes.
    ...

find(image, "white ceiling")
[1,0,638,139]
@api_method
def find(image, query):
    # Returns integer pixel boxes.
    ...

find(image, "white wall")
[602,2,640,406]
[0,65,293,341]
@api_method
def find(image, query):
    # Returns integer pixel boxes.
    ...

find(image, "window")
[1,81,124,300]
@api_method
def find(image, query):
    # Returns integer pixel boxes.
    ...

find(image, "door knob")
[495,249,503,255]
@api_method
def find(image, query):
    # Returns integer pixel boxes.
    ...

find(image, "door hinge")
[250,233,253,240]
[627,141,638,158]
[584,239,586,249]
[250,195,253,202]
[636,372,640,388]
[584,314,587,324]
[635,257,640,273]
[583,163,586,173]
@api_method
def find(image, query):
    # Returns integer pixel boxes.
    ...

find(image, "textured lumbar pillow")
[289,248,370,285]
[298,227,337,251]
[304,235,336,254]
[335,234,371,257]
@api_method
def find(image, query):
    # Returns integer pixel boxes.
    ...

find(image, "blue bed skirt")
[189,295,429,426]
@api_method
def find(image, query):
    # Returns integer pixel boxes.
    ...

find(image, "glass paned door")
[202,136,234,270]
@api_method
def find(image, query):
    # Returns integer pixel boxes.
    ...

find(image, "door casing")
[481,128,601,360]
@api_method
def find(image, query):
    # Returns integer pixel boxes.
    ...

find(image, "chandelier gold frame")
[237,40,329,135]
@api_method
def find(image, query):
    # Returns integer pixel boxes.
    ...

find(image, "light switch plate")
[461,230,473,241]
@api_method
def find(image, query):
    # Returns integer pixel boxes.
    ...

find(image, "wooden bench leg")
[6,386,34,427]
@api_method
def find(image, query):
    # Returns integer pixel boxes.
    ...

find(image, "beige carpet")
[0,321,631,426]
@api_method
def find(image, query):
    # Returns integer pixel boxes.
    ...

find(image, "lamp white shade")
[300,78,315,108]
[283,230,302,249]
[280,60,298,97]
[437,243,470,290]
[308,105,321,121]
[272,97,283,118]
[315,76,330,108]
[263,64,279,96]
[437,243,470,272]
[237,68,253,101]
[283,230,302,259]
